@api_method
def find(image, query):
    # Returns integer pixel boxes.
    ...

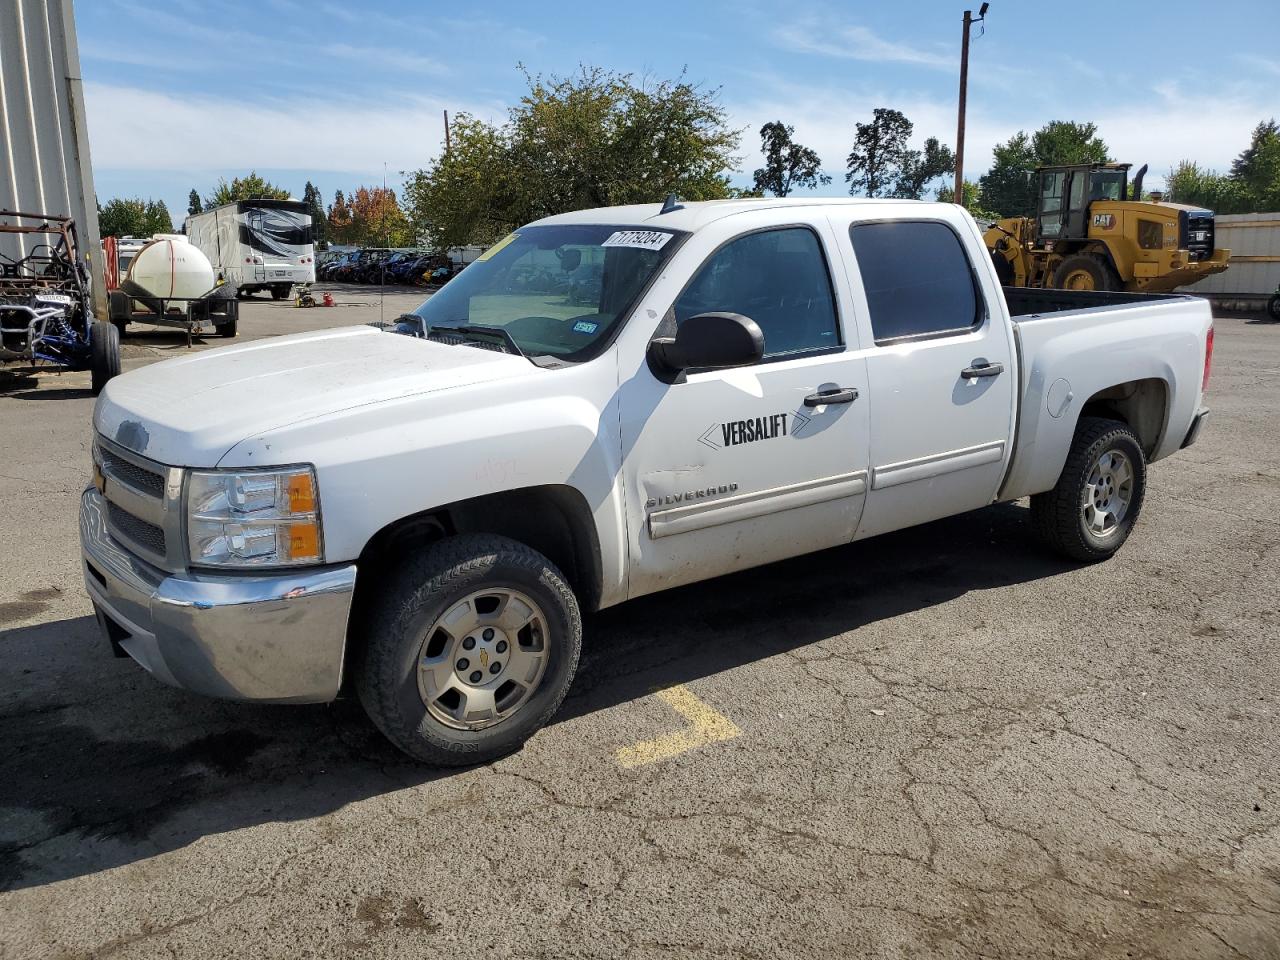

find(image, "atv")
[1,211,120,395]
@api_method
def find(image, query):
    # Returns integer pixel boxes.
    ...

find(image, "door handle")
[804,386,859,407]
[960,361,1004,379]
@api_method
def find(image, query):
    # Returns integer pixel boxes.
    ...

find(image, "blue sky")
[78,0,1280,221]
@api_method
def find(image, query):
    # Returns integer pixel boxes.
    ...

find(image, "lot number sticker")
[602,230,673,251]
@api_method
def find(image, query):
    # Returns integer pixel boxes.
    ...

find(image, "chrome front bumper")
[79,487,357,703]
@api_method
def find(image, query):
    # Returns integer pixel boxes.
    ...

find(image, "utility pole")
[443,110,451,152]
[953,3,988,208]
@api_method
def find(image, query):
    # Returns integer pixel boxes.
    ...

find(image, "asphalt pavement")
[1,289,1277,959]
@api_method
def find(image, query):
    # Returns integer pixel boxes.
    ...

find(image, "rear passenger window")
[675,227,840,358]
[849,221,982,344]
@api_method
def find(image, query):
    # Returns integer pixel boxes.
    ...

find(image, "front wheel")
[357,534,582,766]
[1031,417,1146,562]
[90,321,121,395]
[1052,253,1117,292]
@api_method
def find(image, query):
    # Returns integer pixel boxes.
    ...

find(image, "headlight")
[186,466,323,568]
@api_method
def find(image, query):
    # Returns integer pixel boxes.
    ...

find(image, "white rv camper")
[185,199,315,299]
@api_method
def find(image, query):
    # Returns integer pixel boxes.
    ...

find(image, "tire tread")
[356,534,581,766]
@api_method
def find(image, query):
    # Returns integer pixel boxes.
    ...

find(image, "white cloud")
[773,20,952,70]
[319,44,448,75]
[84,82,503,175]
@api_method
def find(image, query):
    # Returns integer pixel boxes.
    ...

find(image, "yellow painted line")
[615,684,742,769]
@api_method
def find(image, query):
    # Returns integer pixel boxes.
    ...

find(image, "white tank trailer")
[108,235,239,339]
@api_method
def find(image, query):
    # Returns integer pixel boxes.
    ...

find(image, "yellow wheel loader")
[984,162,1230,293]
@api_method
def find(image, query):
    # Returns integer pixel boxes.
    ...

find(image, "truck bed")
[1003,286,1186,319]
[999,288,1212,502]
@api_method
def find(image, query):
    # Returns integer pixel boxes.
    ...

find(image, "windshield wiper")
[424,322,526,360]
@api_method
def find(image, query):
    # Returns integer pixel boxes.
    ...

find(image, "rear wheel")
[1053,253,1117,292]
[90,321,121,395]
[356,534,582,766]
[112,320,129,338]
[1031,417,1146,562]
[271,284,290,300]
[1267,293,1280,321]
[215,313,238,338]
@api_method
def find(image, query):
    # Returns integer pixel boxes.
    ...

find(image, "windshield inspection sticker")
[602,230,673,251]
[572,320,599,334]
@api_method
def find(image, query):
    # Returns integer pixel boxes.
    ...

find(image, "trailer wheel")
[1031,417,1146,563]
[356,534,582,766]
[90,321,121,395]
[1052,254,1117,291]
[271,284,290,300]
[1267,293,1280,322]
[216,314,238,338]
[112,320,129,338]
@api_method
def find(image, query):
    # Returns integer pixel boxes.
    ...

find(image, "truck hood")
[94,325,531,466]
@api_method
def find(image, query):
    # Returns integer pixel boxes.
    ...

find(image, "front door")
[837,216,1016,540]
[619,222,871,599]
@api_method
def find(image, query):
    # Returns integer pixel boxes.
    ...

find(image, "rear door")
[834,215,1016,540]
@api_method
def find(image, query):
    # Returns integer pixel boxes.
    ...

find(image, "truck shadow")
[0,501,1072,891]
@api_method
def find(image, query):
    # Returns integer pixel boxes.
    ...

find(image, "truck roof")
[531,197,928,232]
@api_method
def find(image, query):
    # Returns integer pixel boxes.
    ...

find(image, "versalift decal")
[698,411,810,450]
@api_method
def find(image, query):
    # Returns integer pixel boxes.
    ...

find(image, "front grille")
[1184,213,1215,262]
[101,448,165,497]
[107,502,167,556]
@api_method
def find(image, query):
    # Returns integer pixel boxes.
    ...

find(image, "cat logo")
[1092,213,1116,230]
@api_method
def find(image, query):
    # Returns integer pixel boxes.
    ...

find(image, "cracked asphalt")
[1,292,1277,959]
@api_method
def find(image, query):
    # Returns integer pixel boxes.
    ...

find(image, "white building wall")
[1177,213,1280,305]
[0,0,103,317]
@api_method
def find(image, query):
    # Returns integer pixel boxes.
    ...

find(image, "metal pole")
[443,110,451,152]
[953,9,972,207]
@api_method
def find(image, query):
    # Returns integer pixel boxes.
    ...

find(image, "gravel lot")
[1,289,1277,959]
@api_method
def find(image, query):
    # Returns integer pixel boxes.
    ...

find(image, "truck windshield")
[411,224,682,361]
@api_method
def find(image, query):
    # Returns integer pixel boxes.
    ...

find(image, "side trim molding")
[871,440,1006,490]
[648,471,867,540]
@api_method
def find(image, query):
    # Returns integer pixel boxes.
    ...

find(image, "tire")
[1268,293,1280,322]
[90,321,121,396]
[112,319,129,338]
[271,285,290,300]
[356,534,582,766]
[215,313,238,338]
[1052,253,1117,292]
[1031,417,1146,563]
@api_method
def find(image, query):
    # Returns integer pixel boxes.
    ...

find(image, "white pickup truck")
[81,198,1213,764]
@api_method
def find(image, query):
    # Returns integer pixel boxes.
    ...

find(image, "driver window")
[673,227,840,359]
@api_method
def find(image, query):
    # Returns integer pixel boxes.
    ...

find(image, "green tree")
[187,189,202,217]
[206,171,291,207]
[143,199,173,234]
[303,180,327,246]
[1031,121,1110,166]
[936,180,1000,222]
[98,197,172,237]
[846,108,913,198]
[894,137,956,200]
[403,66,742,248]
[978,131,1036,217]
[751,121,830,197]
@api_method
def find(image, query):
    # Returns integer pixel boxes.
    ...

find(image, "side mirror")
[647,312,764,381]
